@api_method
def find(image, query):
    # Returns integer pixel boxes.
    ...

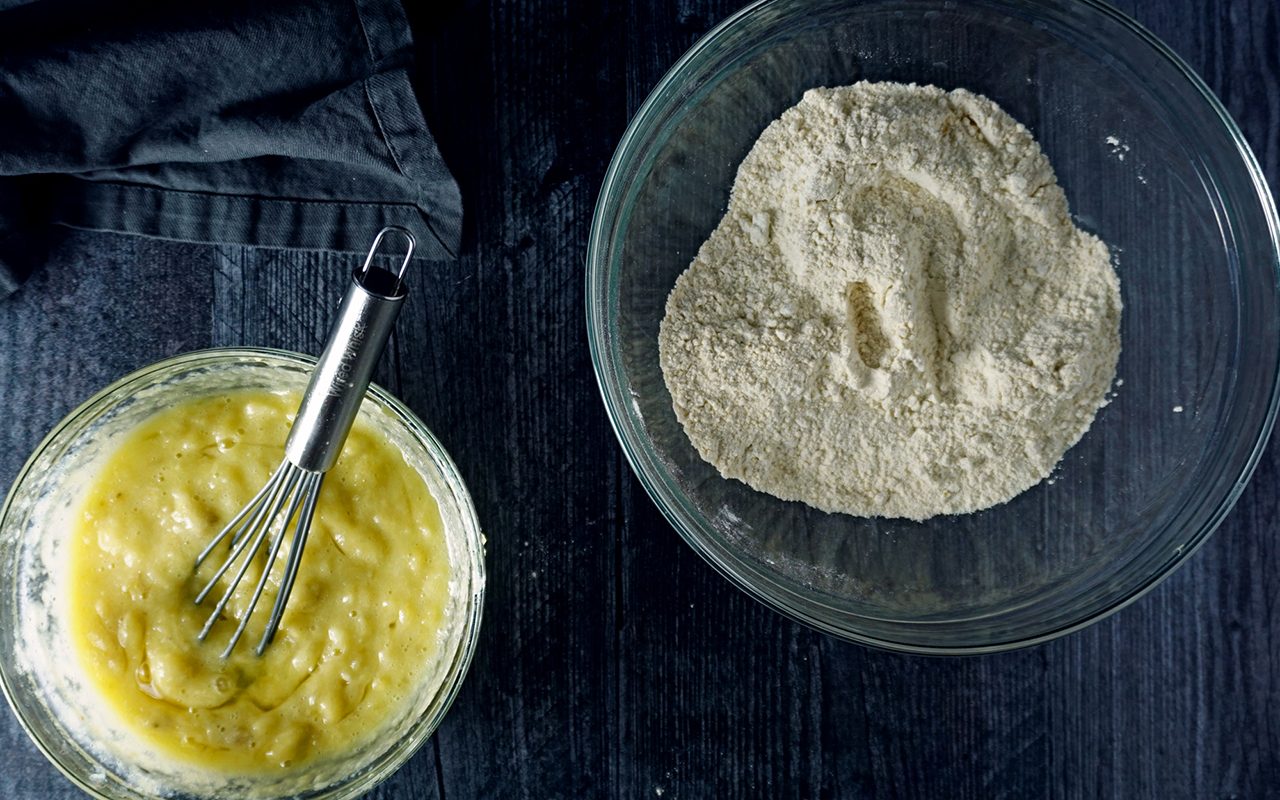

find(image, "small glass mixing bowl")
[587,0,1280,653]
[0,348,485,799]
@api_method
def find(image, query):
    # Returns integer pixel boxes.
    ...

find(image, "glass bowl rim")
[584,0,1280,655]
[0,346,486,798]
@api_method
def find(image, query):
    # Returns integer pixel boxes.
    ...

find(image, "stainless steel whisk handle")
[285,227,415,473]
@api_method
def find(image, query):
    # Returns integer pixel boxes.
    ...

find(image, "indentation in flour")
[845,281,889,369]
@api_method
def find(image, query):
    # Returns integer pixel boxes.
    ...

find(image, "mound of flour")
[658,82,1121,521]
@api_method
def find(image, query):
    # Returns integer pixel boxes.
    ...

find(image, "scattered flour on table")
[658,82,1121,521]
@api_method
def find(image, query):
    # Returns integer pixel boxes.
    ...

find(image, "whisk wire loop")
[193,462,286,568]
[196,467,302,641]
[194,463,292,605]
[219,465,315,659]
[255,471,323,656]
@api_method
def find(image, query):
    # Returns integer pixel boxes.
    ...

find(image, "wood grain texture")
[0,0,1277,798]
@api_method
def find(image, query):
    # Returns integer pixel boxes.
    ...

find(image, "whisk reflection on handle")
[193,227,416,658]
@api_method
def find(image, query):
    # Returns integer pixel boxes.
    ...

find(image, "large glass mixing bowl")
[586,0,1280,653]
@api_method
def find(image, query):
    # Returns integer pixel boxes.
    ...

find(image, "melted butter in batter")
[68,391,452,772]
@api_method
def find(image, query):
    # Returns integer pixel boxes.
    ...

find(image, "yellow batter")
[67,391,452,772]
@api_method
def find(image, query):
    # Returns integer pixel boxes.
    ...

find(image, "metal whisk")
[193,226,416,658]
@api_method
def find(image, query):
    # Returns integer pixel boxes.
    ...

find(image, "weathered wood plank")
[402,1,630,798]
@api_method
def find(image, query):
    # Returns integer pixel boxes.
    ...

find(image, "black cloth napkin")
[0,0,462,296]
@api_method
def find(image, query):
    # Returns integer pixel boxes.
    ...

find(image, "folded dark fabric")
[0,0,462,296]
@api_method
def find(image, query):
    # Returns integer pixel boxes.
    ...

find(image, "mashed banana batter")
[67,391,452,772]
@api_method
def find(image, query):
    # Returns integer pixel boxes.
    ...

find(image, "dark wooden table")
[2,1,1278,797]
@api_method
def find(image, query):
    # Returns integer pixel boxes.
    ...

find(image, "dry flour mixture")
[658,82,1121,521]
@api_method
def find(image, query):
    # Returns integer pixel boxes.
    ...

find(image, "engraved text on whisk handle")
[285,270,406,473]
[328,320,368,397]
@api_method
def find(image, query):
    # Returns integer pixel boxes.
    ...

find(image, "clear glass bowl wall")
[588,0,1280,652]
